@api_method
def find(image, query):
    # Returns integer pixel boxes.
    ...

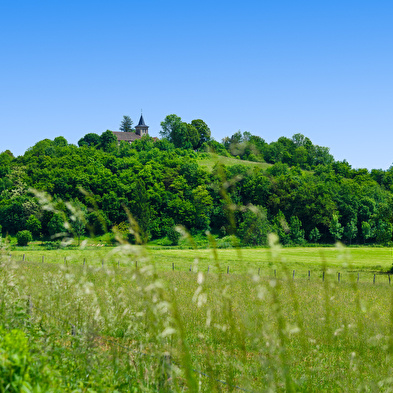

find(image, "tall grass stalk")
[3,199,393,391]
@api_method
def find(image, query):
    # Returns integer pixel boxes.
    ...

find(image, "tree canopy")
[1,114,393,247]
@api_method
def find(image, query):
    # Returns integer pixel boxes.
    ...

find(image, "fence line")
[11,255,393,286]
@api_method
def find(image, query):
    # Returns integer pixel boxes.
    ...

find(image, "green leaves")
[119,115,134,132]
[160,114,211,150]
[329,214,344,241]
[309,227,321,243]
[99,130,118,153]
[26,214,41,239]
[16,230,32,246]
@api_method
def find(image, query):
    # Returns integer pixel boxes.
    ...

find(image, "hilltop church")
[112,114,149,144]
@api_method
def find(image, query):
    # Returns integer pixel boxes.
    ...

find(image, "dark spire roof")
[137,114,146,126]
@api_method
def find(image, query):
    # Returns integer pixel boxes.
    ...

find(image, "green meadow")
[197,153,272,172]
[9,245,393,275]
[2,244,393,391]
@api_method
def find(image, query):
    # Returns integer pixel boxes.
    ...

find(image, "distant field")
[8,246,393,278]
[197,153,272,171]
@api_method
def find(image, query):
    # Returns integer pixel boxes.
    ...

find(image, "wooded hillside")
[1,124,393,246]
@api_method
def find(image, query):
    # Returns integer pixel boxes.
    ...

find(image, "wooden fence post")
[338,272,340,283]
[373,274,376,284]
[308,270,310,279]
[227,266,229,274]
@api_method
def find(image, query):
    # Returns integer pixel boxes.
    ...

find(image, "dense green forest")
[1,114,393,246]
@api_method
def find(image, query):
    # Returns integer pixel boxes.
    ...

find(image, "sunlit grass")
[9,246,393,274]
[197,153,272,172]
[2,241,393,391]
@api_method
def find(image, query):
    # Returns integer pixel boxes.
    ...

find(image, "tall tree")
[191,119,211,149]
[238,205,269,246]
[183,123,200,149]
[361,221,373,244]
[375,221,393,244]
[132,179,151,243]
[26,214,42,239]
[289,216,305,245]
[119,115,134,132]
[48,214,65,237]
[309,227,321,243]
[160,114,188,148]
[99,130,118,152]
[330,214,344,241]
[67,200,87,246]
[344,218,358,245]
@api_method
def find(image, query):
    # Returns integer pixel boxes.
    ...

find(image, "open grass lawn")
[9,245,393,276]
[2,246,393,391]
[197,153,272,172]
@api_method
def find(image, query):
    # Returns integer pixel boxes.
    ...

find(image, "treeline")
[1,115,393,246]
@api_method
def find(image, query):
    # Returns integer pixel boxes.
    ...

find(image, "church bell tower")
[135,113,149,136]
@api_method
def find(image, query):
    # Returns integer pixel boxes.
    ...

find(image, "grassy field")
[197,153,272,172]
[9,245,393,276]
[2,244,393,391]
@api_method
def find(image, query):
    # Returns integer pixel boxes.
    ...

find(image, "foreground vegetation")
[2,239,393,392]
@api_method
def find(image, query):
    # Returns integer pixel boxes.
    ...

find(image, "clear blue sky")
[1,0,392,170]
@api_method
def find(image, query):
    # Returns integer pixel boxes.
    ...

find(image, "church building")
[112,114,149,144]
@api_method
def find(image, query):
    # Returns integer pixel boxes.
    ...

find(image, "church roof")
[137,114,147,127]
[112,131,141,142]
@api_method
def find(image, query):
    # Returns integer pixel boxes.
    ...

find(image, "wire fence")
[11,253,393,286]
[5,253,393,392]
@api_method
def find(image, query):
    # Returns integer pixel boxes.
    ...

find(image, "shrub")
[16,230,32,246]
[167,227,181,245]
[0,326,60,390]
[0,327,32,390]
[217,235,240,248]
[43,240,61,250]
[248,153,258,162]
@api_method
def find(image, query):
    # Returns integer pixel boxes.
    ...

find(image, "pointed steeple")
[135,112,149,136]
[137,114,146,126]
